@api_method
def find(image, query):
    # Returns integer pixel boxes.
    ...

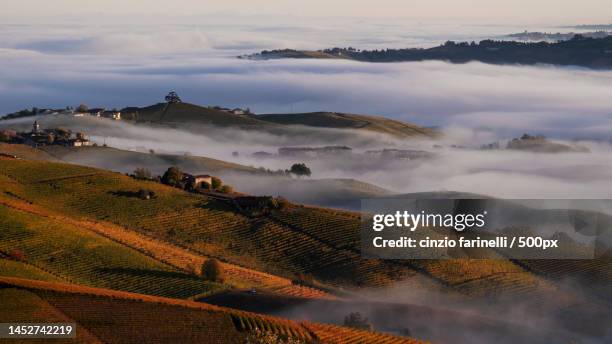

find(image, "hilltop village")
[0,121,92,147]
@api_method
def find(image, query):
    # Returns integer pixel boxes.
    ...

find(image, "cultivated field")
[0,277,424,344]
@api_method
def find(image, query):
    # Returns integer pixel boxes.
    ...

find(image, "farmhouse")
[102,110,121,120]
[68,137,92,147]
[184,174,213,189]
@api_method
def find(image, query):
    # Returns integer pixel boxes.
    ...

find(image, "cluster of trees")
[288,163,311,178]
[132,166,234,194]
[257,35,612,68]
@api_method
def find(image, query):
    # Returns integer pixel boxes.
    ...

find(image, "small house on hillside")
[67,137,92,147]
[102,110,121,120]
[184,174,213,189]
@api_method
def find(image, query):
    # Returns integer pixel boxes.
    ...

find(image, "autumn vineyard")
[0,152,611,343]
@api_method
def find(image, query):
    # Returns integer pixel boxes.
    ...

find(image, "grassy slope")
[0,277,423,344]
[257,112,436,138]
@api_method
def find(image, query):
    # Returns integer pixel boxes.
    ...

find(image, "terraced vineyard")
[0,288,103,343]
[0,277,424,344]
[0,159,422,289]
[0,204,224,299]
[0,158,582,298]
[271,206,362,250]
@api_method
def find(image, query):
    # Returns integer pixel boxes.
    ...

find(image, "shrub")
[201,258,224,283]
[133,167,152,180]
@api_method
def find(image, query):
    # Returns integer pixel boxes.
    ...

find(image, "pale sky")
[2,0,611,24]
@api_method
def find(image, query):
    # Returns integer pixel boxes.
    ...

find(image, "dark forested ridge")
[245,35,612,68]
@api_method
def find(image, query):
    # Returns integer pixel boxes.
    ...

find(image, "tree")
[161,166,184,187]
[165,91,182,103]
[211,176,223,190]
[201,258,224,283]
[343,312,373,331]
[76,104,89,113]
[55,128,71,139]
[289,163,311,178]
[133,167,152,180]
[220,185,233,194]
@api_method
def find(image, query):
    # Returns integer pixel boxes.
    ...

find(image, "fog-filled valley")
[3,114,612,209]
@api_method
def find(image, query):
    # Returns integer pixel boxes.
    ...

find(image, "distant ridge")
[245,35,612,69]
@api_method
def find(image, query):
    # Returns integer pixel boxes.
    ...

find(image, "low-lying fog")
[4,114,612,205]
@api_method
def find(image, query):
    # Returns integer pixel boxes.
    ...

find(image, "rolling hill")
[117,101,434,138]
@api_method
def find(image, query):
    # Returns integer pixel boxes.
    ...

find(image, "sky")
[1,0,611,24]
